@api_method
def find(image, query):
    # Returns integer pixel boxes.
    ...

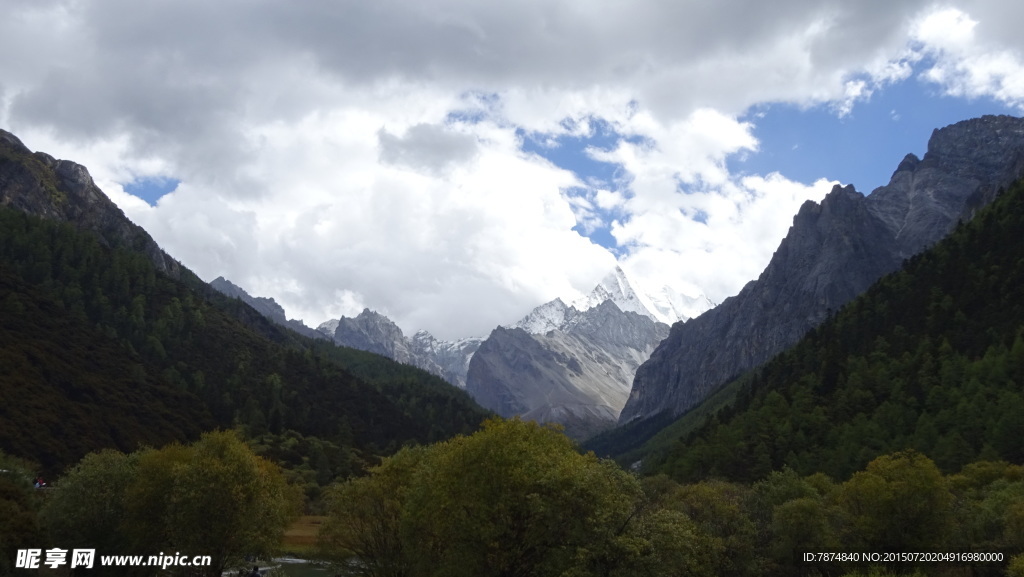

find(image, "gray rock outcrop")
[318,310,482,388]
[409,330,482,389]
[620,115,1024,424]
[209,277,327,341]
[466,300,669,438]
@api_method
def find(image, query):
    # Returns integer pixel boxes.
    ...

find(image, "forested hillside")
[644,176,1024,482]
[0,206,490,478]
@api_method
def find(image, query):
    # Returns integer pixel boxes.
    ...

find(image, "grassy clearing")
[281,515,326,556]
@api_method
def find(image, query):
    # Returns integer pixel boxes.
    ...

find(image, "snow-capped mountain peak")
[567,266,713,326]
[316,318,340,337]
[645,285,716,325]
[572,266,653,321]
[511,297,572,334]
[507,266,713,335]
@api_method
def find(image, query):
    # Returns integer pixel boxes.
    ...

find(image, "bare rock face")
[465,300,669,439]
[409,330,482,389]
[0,129,182,278]
[620,115,1024,425]
[211,277,289,323]
[329,309,417,363]
[209,277,327,341]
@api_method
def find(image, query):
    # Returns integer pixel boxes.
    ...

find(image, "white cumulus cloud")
[1,0,1023,339]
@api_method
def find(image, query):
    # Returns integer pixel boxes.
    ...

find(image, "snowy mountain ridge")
[512,266,713,335]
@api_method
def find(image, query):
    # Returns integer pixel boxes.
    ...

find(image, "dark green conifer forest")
[0,206,490,480]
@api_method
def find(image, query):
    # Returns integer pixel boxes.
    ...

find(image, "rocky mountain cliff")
[466,300,669,438]
[317,310,482,389]
[410,330,482,389]
[209,277,327,341]
[620,115,1024,424]
[0,129,182,279]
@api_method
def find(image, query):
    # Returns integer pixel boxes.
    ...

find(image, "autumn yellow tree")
[400,419,640,577]
[318,445,427,577]
[321,418,720,577]
[42,431,297,577]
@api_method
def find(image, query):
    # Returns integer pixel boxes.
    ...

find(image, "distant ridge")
[317,310,482,389]
[209,276,327,341]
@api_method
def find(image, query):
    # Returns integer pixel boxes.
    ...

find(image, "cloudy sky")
[3,0,1023,340]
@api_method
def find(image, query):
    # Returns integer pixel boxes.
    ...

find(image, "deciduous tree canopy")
[320,418,721,577]
[40,431,298,577]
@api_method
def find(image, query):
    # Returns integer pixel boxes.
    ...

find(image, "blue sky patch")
[447,91,502,125]
[734,70,1019,194]
[514,69,1021,253]
[123,177,180,206]
[520,119,631,250]
[519,118,625,187]
[581,226,621,253]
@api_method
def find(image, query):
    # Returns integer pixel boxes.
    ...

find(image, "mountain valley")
[5,115,1024,575]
